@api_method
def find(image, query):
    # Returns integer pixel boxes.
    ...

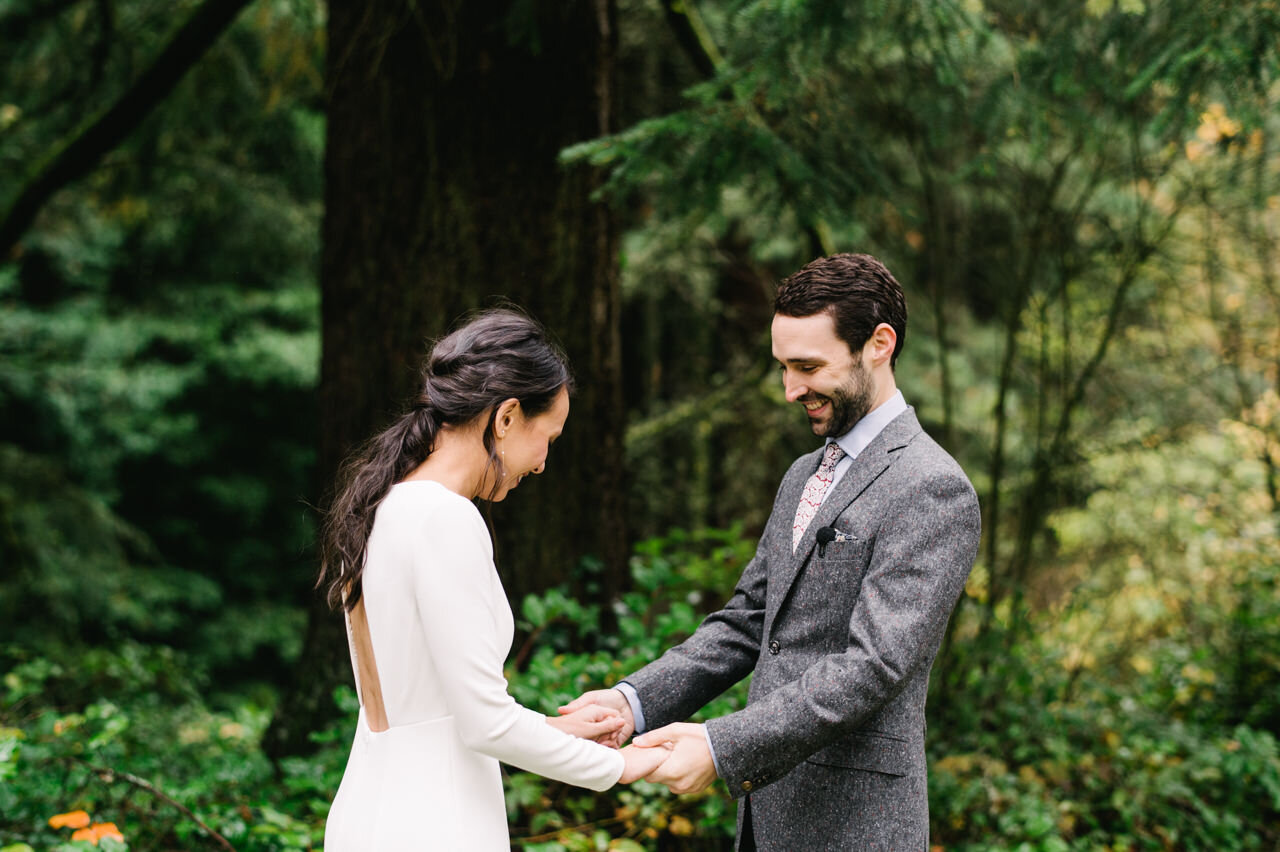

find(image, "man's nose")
[783,372,807,403]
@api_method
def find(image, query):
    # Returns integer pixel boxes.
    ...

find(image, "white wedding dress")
[323,480,624,851]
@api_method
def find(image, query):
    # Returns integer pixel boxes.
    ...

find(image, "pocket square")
[816,525,857,556]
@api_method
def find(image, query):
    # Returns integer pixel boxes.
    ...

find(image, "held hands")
[632,723,718,795]
[559,689,634,748]
[545,702,625,743]
[554,691,671,784]
[618,742,671,783]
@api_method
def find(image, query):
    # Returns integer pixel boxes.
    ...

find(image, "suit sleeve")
[703,469,980,795]
[622,461,806,728]
[411,498,624,790]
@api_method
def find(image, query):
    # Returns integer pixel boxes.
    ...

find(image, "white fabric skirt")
[324,708,509,851]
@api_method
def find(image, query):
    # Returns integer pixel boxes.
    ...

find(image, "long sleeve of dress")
[408,494,624,791]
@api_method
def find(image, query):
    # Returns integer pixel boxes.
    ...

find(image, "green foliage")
[587,0,1280,639]
[929,636,1280,850]
[0,0,324,681]
[0,444,221,648]
[0,640,347,852]
[4,527,1279,849]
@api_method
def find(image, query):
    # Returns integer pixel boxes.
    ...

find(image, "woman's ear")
[494,398,521,438]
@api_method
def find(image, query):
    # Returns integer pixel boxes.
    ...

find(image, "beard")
[816,361,875,438]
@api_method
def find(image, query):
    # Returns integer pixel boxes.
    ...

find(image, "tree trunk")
[264,0,622,760]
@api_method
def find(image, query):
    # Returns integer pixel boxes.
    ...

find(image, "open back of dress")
[345,596,388,733]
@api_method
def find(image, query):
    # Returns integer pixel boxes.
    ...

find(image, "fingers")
[618,742,673,783]
[559,689,624,715]
[602,726,630,749]
[566,704,624,737]
[574,704,620,723]
[580,714,626,738]
[633,722,694,747]
[597,724,633,748]
[557,693,596,714]
[593,731,621,748]
[633,724,717,794]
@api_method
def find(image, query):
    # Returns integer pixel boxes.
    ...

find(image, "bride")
[319,309,666,850]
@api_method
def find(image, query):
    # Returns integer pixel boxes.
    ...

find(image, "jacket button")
[768,640,780,655]
[741,780,753,792]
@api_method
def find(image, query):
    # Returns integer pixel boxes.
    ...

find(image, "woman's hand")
[618,742,671,784]
[545,703,625,743]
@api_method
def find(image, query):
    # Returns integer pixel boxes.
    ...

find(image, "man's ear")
[868,323,897,366]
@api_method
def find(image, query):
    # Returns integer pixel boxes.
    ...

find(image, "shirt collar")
[827,389,907,460]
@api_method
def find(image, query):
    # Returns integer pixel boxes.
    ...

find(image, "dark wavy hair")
[317,308,572,611]
[774,253,908,367]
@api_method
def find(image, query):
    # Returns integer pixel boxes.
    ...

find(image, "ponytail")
[317,404,439,610]
[316,308,571,611]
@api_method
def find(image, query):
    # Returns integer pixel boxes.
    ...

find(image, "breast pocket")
[802,545,871,646]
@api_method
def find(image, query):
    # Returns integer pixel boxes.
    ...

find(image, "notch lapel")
[766,409,922,634]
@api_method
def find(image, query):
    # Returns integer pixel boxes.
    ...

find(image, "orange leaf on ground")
[48,809,91,829]
[90,822,125,842]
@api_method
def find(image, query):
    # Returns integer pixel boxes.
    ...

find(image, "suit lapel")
[766,409,922,633]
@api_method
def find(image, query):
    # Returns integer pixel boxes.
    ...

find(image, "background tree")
[264,0,626,758]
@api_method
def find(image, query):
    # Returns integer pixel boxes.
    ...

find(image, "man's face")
[771,312,876,438]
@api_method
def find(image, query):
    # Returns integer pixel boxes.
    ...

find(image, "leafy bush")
[4,527,1279,851]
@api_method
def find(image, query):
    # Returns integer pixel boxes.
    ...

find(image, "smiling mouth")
[802,399,828,413]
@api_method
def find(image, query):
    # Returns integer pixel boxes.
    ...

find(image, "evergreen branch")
[0,0,254,260]
[624,363,769,451]
[655,0,830,255]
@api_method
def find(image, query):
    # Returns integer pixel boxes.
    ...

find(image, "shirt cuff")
[614,682,646,734]
[703,725,722,776]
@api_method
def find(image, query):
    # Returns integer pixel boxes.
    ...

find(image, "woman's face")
[491,387,569,501]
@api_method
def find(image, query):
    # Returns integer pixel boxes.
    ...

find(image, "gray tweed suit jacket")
[624,408,980,851]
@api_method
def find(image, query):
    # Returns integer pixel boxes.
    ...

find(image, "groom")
[564,253,981,849]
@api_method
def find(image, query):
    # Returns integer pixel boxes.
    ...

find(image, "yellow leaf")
[1196,121,1221,144]
[1185,140,1209,162]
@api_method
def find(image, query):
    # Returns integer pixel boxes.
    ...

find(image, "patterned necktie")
[792,442,847,551]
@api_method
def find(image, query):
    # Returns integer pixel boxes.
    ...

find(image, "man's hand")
[632,722,718,794]
[559,689,634,747]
